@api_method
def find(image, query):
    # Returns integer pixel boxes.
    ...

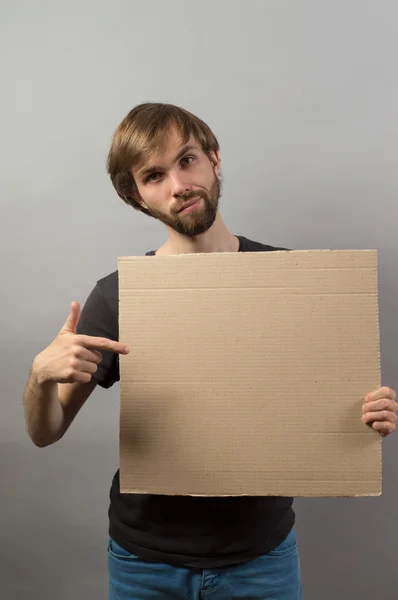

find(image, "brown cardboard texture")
[118,249,382,497]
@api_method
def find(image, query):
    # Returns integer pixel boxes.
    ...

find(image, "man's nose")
[169,170,191,197]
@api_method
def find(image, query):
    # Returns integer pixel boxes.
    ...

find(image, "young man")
[24,103,398,600]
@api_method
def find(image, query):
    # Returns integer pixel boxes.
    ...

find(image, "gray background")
[1,1,397,598]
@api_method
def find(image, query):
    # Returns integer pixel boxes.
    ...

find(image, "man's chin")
[174,212,217,237]
[171,223,212,237]
[147,200,218,237]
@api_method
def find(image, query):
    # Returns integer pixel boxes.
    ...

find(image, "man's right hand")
[32,301,130,385]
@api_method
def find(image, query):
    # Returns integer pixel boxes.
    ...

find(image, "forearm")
[23,363,65,447]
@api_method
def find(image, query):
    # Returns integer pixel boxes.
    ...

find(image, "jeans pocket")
[267,528,297,557]
[108,537,137,560]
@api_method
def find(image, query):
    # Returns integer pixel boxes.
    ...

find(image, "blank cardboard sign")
[118,250,382,497]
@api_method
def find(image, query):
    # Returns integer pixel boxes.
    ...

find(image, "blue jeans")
[108,528,302,599]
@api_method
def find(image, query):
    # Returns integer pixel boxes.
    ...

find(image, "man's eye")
[181,156,194,166]
[146,172,161,183]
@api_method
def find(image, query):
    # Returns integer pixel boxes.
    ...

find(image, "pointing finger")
[77,335,130,355]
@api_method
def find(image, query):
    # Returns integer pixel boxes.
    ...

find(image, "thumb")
[60,301,81,334]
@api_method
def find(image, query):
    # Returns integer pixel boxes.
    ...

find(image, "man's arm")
[24,300,129,447]
[24,372,97,447]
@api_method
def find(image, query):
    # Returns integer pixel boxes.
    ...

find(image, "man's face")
[133,129,221,237]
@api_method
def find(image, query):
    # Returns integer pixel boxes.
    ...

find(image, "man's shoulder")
[95,250,155,295]
[95,269,119,298]
[237,235,290,253]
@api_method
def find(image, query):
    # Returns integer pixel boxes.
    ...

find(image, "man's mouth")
[178,196,202,213]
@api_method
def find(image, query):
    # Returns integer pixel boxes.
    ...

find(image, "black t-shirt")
[76,235,295,568]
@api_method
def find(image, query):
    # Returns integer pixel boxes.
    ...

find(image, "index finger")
[76,334,130,355]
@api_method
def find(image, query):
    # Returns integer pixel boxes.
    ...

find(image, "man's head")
[107,103,222,237]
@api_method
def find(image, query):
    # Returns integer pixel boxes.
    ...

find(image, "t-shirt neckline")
[146,235,244,256]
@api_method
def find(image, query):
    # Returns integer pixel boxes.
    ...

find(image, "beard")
[143,174,221,237]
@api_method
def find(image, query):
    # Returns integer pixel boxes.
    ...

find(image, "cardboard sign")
[118,250,381,497]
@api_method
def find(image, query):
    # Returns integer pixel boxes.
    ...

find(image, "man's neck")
[155,213,239,255]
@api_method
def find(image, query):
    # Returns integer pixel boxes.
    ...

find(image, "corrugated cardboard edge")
[373,248,383,496]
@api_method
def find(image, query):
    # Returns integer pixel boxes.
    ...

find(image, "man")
[24,102,398,600]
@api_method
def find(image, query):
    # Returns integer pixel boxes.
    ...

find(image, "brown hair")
[107,102,220,215]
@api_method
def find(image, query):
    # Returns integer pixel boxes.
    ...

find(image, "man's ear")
[128,180,151,215]
[131,181,147,209]
[137,197,151,214]
[209,150,221,176]
[133,193,151,216]
[135,194,147,209]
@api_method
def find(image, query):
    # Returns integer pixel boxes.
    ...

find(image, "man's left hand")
[362,386,398,436]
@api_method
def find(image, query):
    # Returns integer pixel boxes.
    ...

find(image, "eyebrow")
[137,145,198,181]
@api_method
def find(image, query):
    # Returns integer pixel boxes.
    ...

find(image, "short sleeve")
[76,280,119,389]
